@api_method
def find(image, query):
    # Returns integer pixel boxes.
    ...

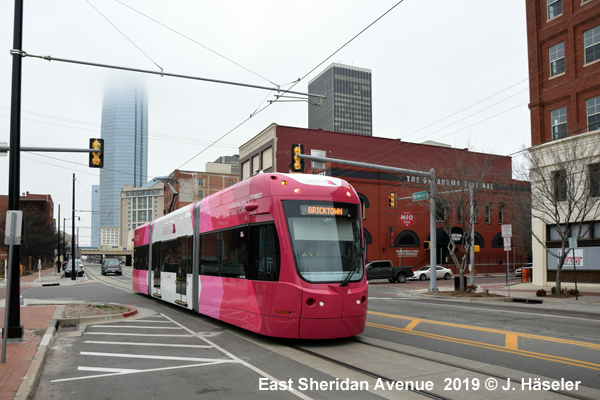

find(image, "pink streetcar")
[133,173,367,339]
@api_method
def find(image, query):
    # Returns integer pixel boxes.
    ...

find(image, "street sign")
[503,237,511,251]
[501,224,512,238]
[4,211,22,245]
[412,191,429,202]
[311,149,326,169]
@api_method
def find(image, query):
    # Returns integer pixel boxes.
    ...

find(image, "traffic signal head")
[291,144,304,172]
[388,192,396,208]
[474,245,480,253]
[89,138,104,168]
[424,241,431,250]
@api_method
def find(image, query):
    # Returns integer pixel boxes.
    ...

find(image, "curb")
[13,304,137,400]
[58,305,138,326]
[13,306,63,400]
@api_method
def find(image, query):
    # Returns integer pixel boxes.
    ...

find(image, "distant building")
[119,181,164,248]
[163,169,239,214]
[91,185,100,247]
[526,0,600,283]
[240,124,530,272]
[0,192,54,265]
[94,78,148,247]
[308,63,372,136]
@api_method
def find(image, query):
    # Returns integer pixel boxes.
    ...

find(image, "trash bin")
[454,276,468,290]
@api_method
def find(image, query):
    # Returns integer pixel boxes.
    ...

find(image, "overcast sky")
[0,1,530,246]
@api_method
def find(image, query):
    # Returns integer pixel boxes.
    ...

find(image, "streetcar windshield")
[283,200,364,283]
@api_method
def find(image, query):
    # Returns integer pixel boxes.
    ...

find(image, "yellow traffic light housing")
[89,138,104,168]
[388,192,396,208]
[474,245,480,253]
[424,241,431,250]
[291,144,304,172]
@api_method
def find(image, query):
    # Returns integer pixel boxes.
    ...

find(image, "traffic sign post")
[568,237,579,300]
[501,224,512,296]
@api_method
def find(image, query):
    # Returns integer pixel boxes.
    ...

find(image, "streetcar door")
[151,241,161,298]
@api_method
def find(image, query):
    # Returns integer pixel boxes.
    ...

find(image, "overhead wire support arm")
[15,50,324,100]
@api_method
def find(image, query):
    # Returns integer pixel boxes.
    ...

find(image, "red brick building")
[163,170,240,213]
[526,0,600,144]
[0,192,55,266]
[240,124,530,274]
[526,0,600,283]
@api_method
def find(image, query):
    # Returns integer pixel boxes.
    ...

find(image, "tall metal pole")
[6,0,24,340]
[2,216,17,362]
[72,173,76,280]
[429,169,438,291]
[469,186,475,286]
[57,205,60,272]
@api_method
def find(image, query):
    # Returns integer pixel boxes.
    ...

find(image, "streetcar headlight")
[356,299,361,304]
[318,301,325,307]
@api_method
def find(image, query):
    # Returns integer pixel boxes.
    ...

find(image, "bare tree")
[527,133,600,293]
[409,150,494,292]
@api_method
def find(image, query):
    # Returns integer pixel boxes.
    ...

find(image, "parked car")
[515,264,532,277]
[64,260,84,277]
[102,258,122,275]
[411,265,452,281]
[366,260,414,283]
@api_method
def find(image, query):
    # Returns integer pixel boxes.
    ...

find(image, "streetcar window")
[134,245,149,270]
[161,240,178,273]
[200,232,220,276]
[284,200,363,284]
[221,227,248,278]
[247,223,280,281]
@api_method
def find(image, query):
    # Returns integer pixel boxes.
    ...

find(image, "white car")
[411,266,452,281]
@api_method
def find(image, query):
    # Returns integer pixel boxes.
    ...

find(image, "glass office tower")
[308,63,372,136]
[95,78,148,247]
[91,185,100,247]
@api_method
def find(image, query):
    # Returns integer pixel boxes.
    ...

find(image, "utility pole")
[6,0,24,339]
[72,173,76,280]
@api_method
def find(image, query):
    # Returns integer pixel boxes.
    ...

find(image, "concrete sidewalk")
[0,267,132,400]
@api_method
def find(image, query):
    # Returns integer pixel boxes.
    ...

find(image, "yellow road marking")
[365,315,600,371]
[505,334,519,350]
[368,311,600,350]
[404,320,420,331]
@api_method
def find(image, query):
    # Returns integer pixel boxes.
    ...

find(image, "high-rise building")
[94,78,148,247]
[91,185,100,247]
[308,63,372,136]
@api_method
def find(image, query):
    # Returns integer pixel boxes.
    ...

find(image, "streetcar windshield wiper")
[341,266,358,287]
